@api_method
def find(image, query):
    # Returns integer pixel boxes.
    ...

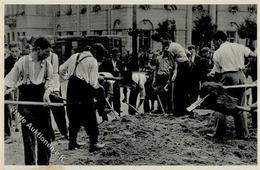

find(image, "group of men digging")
[4,30,257,165]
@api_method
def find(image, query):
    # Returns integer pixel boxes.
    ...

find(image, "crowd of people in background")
[4,30,257,165]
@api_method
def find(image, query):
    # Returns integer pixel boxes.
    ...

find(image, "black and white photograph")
[3,2,258,167]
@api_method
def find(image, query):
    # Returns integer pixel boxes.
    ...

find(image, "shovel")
[105,98,120,119]
[186,94,210,112]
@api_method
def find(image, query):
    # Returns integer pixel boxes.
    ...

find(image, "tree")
[193,13,216,49]
[151,19,176,42]
[237,17,256,50]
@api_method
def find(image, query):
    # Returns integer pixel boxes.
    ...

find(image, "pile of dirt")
[60,114,256,165]
[200,82,240,113]
[5,112,257,165]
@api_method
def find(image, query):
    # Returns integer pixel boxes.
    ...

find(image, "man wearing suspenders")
[5,37,55,165]
[59,44,105,152]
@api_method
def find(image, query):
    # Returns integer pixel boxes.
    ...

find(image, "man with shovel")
[5,37,55,165]
[152,42,177,115]
[121,70,147,115]
[209,31,257,140]
[59,43,105,152]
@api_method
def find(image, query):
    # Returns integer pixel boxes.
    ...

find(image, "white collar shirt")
[5,54,54,90]
[168,42,189,63]
[46,52,60,91]
[59,51,99,89]
[213,42,251,73]
[132,72,147,100]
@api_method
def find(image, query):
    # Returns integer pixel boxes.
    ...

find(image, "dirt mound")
[5,113,257,165]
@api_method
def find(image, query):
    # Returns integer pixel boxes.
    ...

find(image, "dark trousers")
[5,93,13,138]
[154,74,172,113]
[4,104,12,138]
[173,61,191,116]
[20,107,52,165]
[49,93,68,137]
[18,84,52,165]
[113,82,121,114]
[95,86,108,121]
[144,78,156,113]
[214,71,249,138]
[251,86,257,128]
[128,86,140,115]
[67,76,99,145]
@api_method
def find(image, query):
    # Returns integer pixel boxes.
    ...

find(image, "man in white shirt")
[167,41,191,116]
[5,37,55,165]
[122,70,147,115]
[59,43,105,152]
[210,31,256,140]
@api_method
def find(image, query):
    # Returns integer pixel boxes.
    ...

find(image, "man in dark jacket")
[99,48,123,115]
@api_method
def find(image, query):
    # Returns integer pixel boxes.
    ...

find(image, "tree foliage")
[151,19,176,42]
[237,17,256,50]
[193,13,216,48]
[237,18,256,40]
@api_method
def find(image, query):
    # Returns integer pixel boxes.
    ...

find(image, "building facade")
[5,4,257,55]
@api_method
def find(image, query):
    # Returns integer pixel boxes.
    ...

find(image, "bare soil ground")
[5,110,257,165]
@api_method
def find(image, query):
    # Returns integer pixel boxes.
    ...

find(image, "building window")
[113,39,120,48]
[23,32,26,36]
[248,5,257,14]
[93,5,101,12]
[57,32,62,36]
[12,32,15,41]
[80,5,87,14]
[56,11,61,17]
[227,31,236,43]
[164,5,177,11]
[17,32,20,37]
[66,5,72,15]
[228,5,239,14]
[94,30,102,36]
[36,6,44,15]
[139,30,151,50]
[7,33,10,44]
[67,31,74,35]
[82,31,87,36]
[113,5,121,9]
[139,5,151,10]
[114,30,122,35]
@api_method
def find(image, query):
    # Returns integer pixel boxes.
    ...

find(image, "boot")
[89,143,105,152]
[68,142,83,150]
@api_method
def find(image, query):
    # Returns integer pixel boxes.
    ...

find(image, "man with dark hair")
[59,43,105,152]
[5,37,54,165]
[4,43,22,143]
[210,30,256,139]
[99,48,123,115]
[168,42,191,116]
[187,44,200,103]
[153,44,177,114]
[23,43,33,55]
[195,47,214,83]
